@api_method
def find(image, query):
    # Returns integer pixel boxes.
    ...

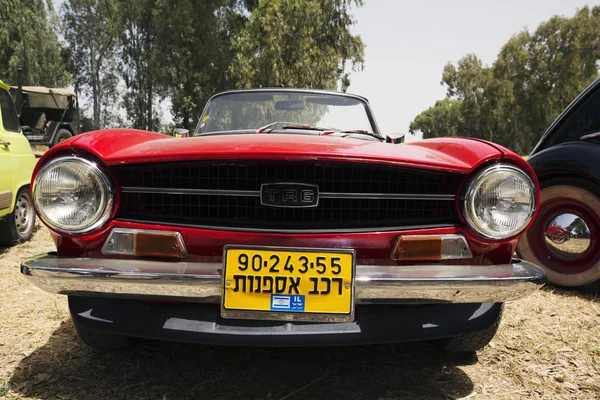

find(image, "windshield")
[195,91,377,135]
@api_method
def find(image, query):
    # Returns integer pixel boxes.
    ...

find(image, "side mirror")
[386,133,405,144]
[173,128,189,138]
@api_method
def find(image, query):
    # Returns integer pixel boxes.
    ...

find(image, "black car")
[517,78,600,292]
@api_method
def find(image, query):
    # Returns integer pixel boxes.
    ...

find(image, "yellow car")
[0,80,37,245]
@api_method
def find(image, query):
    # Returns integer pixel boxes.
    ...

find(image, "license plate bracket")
[221,245,356,322]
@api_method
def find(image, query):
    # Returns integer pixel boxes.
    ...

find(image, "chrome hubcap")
[15,193,34,237]
[544,213,591,260]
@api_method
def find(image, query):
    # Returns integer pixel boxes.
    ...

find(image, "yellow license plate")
[221,246,355,322]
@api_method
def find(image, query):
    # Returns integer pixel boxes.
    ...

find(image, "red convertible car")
[545,225,572,244]
[21,89,545,352]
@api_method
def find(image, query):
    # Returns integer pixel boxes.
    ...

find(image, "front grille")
[112,161,463,232]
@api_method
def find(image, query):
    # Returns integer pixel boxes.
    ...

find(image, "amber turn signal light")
[391,234,472,261]
[101,228,187,258]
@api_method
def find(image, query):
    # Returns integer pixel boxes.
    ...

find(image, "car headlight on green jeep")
[463,164,536,239]
[33,157,114,234]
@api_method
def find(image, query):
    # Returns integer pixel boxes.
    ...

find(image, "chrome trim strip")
[21,253,546,305]
[116,219,455,234]
[121,186,455,201]
[580,132,600,141]
[320,193,455,200]
[121,187,260,196]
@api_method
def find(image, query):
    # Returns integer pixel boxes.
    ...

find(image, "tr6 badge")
[260,183,319,208]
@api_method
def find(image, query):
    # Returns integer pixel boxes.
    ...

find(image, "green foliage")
[410,6,600,154]
[151,0,246,129]
[567,216,588,236]
[59,0,364,130]
[0,0,70,86]
[150,0,365,129]
[61,0,120,129]
[409,98,461,139]
[118,0,162,131]
[230,0,365,91]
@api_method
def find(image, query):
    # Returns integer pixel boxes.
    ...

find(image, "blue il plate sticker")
[270,295,305,312]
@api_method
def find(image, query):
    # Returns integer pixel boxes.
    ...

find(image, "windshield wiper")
[282,124,333,131]
[256,122,333,134]
[256,122,382,140]
[340,130,383,140]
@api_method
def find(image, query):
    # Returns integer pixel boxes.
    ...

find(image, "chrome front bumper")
[21,253,546,304]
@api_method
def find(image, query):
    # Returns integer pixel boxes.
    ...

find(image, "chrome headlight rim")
[33,156,115,235]
[463,164,536,240]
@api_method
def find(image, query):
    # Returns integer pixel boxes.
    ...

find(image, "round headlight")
[464,165,536,239]
[33,157,114,234]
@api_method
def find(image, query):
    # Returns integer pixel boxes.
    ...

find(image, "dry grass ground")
[544,236,590,258]
[559,238,590,254]
[0,224,599,400]
[544,238,591,260]
[29,145,48,158]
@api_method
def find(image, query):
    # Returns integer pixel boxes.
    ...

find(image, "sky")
[348,0,596,141]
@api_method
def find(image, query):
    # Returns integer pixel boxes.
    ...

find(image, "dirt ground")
[0,224,599,400]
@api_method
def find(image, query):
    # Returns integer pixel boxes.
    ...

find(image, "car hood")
[59,129,503,174]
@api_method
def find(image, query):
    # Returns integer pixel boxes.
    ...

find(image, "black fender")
[527,141,600,187]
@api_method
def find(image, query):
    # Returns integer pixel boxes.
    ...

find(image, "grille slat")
[112,161,462,232]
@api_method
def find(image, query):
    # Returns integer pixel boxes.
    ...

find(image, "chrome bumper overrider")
[21,253,546,304]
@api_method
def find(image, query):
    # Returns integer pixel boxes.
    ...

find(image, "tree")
[60,0,367,131]
[441,54,495,141]
[495,7,600,151]
[0,0,70,86]
[230,0,365,91]
[118,0,157,131]
[411,54,515,146]
[410,6,600,154]
[61,0,120,129]
[409,98,461,139]
[567,217,589,237]
[153,0,259,129]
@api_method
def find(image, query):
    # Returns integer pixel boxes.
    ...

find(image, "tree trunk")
[96,68,102,129]
[96,55,104,128]
[91,45,99,130]
[183,108,190,130]
[147,78,153,131]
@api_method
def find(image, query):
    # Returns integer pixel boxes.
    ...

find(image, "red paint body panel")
[34,129,536,267]
[40,129,504,174]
